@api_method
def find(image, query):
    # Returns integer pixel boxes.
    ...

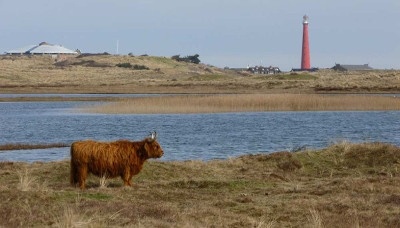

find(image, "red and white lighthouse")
[301,15,311,70]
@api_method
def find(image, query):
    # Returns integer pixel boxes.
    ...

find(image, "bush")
[116,63,132,68]
[132,64,149,70]
[116,63,149,70]
[171,54,201,64]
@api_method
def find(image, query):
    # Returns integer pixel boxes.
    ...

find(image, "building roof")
[332,64,373,71]
[5,42,78,55]
[6,45,37,54]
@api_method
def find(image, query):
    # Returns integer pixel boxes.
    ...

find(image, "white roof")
[6,45,37,54]
[6,42,78,55]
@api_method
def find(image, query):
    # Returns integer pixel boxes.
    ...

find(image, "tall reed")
[84,94,400,114]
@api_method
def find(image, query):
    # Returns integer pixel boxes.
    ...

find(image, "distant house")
[5,42,78,56]
[227,65,281,75]
[247,66,281,74]
[332,64,373,71]
[291,67,319,72]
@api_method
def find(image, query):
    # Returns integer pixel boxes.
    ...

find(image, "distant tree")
[187,54,200,64]
[171,55,181,61]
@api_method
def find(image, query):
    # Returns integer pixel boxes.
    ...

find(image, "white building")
[5,42,78,55]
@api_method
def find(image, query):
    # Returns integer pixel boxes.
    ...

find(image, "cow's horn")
[150,131,157,140]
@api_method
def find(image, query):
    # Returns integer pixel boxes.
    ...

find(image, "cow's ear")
[138,143,149,158]
[144,142,150,153]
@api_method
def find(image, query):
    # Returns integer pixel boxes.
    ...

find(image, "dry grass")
[1,142,400,227]
[308,209,323,228]
[54,206,94,228]
[17,168,38,191]
[0,55,233,94]
[83,94,400,114]
[99,174,109,189]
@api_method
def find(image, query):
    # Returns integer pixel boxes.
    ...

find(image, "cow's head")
[144,131,163,158]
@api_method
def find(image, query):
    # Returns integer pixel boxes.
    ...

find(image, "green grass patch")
[53,191,112,202]
[82,192,113,201]
[255,73,317,80]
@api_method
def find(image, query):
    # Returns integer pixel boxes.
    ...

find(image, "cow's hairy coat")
[70,137,163,189]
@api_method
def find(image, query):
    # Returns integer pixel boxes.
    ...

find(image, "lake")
[0,100,399,162]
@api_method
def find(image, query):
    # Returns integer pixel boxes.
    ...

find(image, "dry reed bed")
[85,94,400,114]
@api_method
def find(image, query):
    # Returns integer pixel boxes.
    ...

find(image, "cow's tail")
[70,144,78,186]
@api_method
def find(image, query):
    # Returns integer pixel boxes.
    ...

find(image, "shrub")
[171,54,201,64]
[116,63,132,68]
[132,64,149,70]
[116,63,149,70]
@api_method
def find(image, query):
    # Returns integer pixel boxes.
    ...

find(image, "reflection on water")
[0,101,399,162]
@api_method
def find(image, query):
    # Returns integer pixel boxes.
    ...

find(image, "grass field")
[1,142,400,227]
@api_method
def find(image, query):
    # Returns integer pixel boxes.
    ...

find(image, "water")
[0,93,160,98]
[1,101,399,162]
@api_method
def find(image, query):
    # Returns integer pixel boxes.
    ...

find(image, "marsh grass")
[1,142,400,227]
[84,94,400,114]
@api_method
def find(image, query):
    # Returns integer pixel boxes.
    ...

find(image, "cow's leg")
[78,166,88,190]
[127,174,134,186]
[122,168,131,186]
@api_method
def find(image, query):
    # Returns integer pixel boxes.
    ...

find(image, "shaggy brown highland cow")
[70,132,163,189]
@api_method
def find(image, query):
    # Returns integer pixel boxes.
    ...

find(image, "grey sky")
[1,0,399,70]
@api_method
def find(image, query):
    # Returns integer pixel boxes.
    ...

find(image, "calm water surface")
[0,101,399,162]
